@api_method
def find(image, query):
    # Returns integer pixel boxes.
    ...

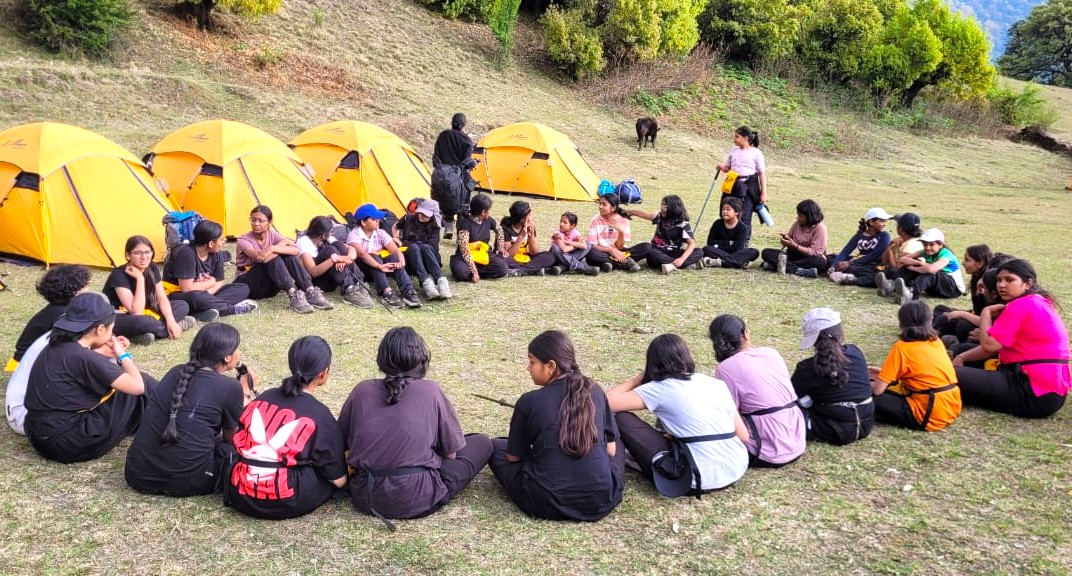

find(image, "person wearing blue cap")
[23,293,150,463]
[347,203,422,309]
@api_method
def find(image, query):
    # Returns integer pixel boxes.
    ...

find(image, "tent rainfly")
[471,122,600,202]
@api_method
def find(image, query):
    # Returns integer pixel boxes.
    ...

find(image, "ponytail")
[708,314,747,362]
[282,335,332,397]
[376,327,430,405]
[736,125,760,148]
[160,323,241,446]
[857,218,867,233]
[557,364,597,459]
[812,325,848,387]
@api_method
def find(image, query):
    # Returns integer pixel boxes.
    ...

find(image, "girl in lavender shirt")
[717,126,767,236]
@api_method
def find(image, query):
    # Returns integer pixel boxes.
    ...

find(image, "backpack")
[616,179,642,204]
[597,179,616,197]
[162,210,205,253]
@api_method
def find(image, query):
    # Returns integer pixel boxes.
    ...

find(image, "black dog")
[636,117,658,151]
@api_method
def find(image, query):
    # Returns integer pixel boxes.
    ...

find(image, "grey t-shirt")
[635,374,748,490]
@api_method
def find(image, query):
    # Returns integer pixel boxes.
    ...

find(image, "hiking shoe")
[547,265,564,276]
[421,277,440,300]
[343,284,374,309]
[401,288,422,309]
[794,267,818,279]
[702,256,722,269]
[192,309,220,323]
[129,333,155,346]
[624,258,642,273]
[661,263,676,275]
[876,272,894,297]
[380,290,404,309]
[233,299,259,315]
[579,263,599,276]
[599,262,614,273]
[828,270,846,284]
[436,276,453,299]
[840,273,857,285]
[289,289,315,314]
[776,251,788,275]
[443,221,455,240]
[687,261,704,271]
[178,316,197,332]
[894,277,913,305]
[305,286,334,310]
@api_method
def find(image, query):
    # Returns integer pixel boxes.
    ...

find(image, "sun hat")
[863,207,893,221]
[355,203,388,222]
[415,199,443,227]
[919,228,945,244]
[800,307,842,349]
[53,293,114,333]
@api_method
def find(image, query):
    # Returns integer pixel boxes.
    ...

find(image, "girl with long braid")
[489,330,624,521]
[124,324,254,496]
[339,327,492,528]
[225,336,347,520]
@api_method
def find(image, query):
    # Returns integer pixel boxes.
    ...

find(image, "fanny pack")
[652,431,738,499]
[468,241,490,265]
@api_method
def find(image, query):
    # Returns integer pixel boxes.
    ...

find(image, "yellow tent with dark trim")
[147,120,341,237]
[290,120,431,216]
[471,122,600,202]
[0,122,176,268]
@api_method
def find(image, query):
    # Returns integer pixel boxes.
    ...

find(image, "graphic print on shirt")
[230,400,316,500]
[856,236,880,253]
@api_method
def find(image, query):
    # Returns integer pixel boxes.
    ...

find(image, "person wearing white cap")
[876,227,966,304]
[397,199,453,299]
[790,308,874,445]
[826,207,892,287]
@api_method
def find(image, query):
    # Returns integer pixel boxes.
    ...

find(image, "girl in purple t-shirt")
[954,259,1070,418]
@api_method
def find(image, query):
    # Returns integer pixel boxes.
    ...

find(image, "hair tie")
[168,411,178,421]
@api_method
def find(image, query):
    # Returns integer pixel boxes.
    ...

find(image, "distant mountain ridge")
[948,0,1045,59]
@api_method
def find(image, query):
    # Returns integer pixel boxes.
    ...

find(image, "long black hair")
[641,334,696,383]
[708,314,747,362]
[796,199,824,227]
[501,201,532,230]
[305,216,335,240]
[192,220,224,247]
[812,324,848,387]
[659,195,688,227]
[49,315,115,346]
[377,327,430,405]
[125,235,160,311]
[468,193,493,219]
[281,336,332,397]
[999,258,1058,307]
[161,324,241,445]
[736,125,760,147]
[599,191,630,219]
[898,301,937,342]
[36,264,90,305]
[528,330,597,459]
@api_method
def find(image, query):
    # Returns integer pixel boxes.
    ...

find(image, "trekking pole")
[471,393,515,408]
[694,173,720,232]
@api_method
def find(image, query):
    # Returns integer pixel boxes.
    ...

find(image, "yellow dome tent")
[471,122,600,202]
[146,120,340,237]
[290,120,432,216]
[0,122,176,268]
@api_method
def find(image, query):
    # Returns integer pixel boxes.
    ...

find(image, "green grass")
[2,0,1072,574]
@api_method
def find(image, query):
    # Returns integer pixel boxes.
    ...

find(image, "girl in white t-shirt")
[583,193,651,273]
[296,216,372,309]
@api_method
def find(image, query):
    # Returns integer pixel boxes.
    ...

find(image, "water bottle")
[756,204,775,227]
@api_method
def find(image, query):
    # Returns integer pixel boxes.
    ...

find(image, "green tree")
[698,0,801,63]
[488,0,523,65]
[18,0,132,58]
[797,0,884,82]
[862,4,942,107]
[998,0,1072,88]
[656,0,706,57]
[541,5,606,79]
[900,0,995,106]
[604,0,662,61]
[180,0,283,30]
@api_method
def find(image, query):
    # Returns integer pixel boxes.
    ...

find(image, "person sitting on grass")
[339,327,492,528]
[235,205,330,314]
[709,314,806,467]
[606,333,748,497]
[791,308,874,445]
[826,207,892,287]
[103,235,196,346]
[396,199,453,299]
[489,330,624,521]
[500,201,558,277]
[7,264,92,372]
[880,212,924,275]
[549,211,598,276]
[625,194,703,274]
[163,219,258,320]
[450,194,510,283]
[584,192,648,273]
[869,301,961,432]
[125,323,257,497]
[932,244,994,345]
[24,293,149,463]
[296,215,373,309]
[759,199,828,278]
[953,259,1069,419]
[347,203,422,309]
[876,228,965,305]
[225,336,347,520]
[701,197,760,269]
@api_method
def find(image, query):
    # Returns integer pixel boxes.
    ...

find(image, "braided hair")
[529,330,597,459]
[376,327,430,405]
[161,323,241,445]
[281,335,333,397]
[812,324,848,387]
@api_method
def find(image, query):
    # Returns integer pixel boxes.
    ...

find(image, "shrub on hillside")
[542,5,605,79]
[177,0,283,30]
[988,83,1058,130]
[699,0,800,64]
[17,0,132,59]
[417,0,492,21]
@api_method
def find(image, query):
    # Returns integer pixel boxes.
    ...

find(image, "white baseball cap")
[863,207,893,221]
[800,307,842,349]
[919,228,945,244]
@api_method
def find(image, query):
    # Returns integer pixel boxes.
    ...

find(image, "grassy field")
[1,1,1072,574]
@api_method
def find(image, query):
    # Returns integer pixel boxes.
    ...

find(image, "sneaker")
[305,286,333,310]
[506,268,522,278]
[421,277,440,300]
[443,221,455,240]
[794,267,818,279]
[178,316,197,332]
[547,265,563,276]
[436,276,453,299]
[687,261,704,271]
[401,288,422,308]
[579,263,599,276]
[661,263,676,275]
[876,272,893,297]
[129,333,155,346]
[777,251,788,275]
[289,289,315,314]
[828,271,846,284]
[702,256,722,269]
[841,273,857,285]
[343,284,374,309]
[599,262,614,273]
[192,309,220,323]
[759,261,772,272]
[380,290,404,309]
[624,258,642,272]
[894,277,913,305]
[232,299,259,315]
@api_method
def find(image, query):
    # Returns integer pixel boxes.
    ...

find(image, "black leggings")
[585,243,653,269]
[760,248,826,273]
[702,246,760,268]
[113,300,191,339]
[955,366,1066,418]
[873,393,926,431]
[508,251,557,275]
[449,253,509,281]
[235,255,312,299]
[646,247,703,269]
[310,241,363,293]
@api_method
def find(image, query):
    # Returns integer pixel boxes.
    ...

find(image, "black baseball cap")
[893,212,921,231]
[53,293,115,332]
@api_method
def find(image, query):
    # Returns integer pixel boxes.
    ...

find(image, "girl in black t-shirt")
[8,264,91,370]
[449,194,510,282]
[104,236,194,346]
[225,336,347,520]
[500,201,557,277]
[626,194,703,273]
[702,197,760,269]
[163,220,256,319]
[125,323,256,496]
[489,330,624,522]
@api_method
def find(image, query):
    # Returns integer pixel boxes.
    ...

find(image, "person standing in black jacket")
[431,113,478,239]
